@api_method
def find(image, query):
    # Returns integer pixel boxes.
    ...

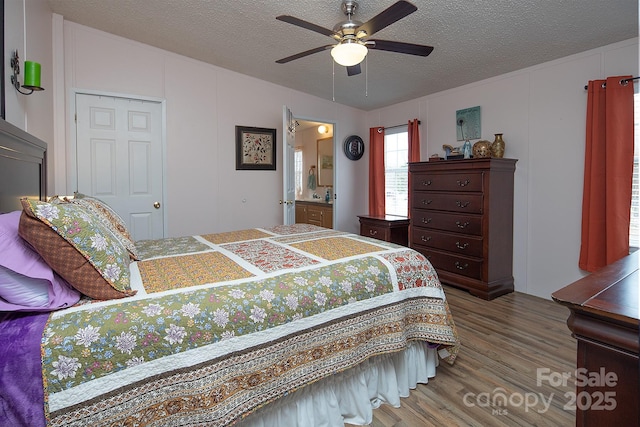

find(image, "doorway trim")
[292,114,338,227]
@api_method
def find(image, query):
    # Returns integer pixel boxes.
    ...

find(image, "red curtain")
[368,126,385,216]
[408,119,421,162]
[579,76,635,272]
[407,119,421,218]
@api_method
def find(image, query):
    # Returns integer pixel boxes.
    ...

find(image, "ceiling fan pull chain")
[332,60,336,102]
[365,55,368,97]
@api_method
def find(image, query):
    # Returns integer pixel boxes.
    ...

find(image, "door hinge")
[74,113,77,123]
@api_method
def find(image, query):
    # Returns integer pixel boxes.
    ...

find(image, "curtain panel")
[368,127,385,216]
[579,75,635,272]
[407,119,421,218]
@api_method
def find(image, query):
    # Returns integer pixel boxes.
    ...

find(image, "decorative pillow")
[18,199,136,300]
[0,210,81,311]
[64,193,140,260]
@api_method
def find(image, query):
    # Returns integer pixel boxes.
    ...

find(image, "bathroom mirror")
[317,137,333,186]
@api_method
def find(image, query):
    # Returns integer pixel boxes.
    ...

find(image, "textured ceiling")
[46,0,638,111]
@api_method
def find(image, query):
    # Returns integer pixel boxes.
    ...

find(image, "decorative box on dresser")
[409,158,517,300]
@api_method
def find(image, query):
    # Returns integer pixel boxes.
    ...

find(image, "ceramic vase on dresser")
[491,133,505,158]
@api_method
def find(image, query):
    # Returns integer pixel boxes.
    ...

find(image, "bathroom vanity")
[295,200,333,229]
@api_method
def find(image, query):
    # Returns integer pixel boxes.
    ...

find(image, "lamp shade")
[331,42,367,67]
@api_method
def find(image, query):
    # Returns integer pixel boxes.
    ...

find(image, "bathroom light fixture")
[331,40,367,67]
[318,125,329,134]
[10,50,44,95]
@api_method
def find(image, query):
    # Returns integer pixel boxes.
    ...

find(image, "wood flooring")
[347,285,578,427]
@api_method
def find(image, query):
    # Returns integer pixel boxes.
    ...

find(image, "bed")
[0,119,459,427]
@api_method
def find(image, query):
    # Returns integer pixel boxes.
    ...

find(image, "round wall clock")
[343,135,364,160]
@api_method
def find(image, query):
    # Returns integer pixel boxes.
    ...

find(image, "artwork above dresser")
[409,158,517,300]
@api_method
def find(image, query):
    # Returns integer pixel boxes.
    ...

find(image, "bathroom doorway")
[293,119,335,227]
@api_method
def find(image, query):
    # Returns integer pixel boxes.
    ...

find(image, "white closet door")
[76,93,164,241]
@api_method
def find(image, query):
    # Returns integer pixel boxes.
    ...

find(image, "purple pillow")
[0,211,80,312]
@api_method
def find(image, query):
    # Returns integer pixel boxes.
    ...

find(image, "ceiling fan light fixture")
[331,41,367,67]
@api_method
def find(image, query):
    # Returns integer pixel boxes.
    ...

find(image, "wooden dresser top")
[552,251,639,326]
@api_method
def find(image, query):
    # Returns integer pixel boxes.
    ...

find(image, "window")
[631,93,639,249]
[294,148,303,198]
[384,127,409,217]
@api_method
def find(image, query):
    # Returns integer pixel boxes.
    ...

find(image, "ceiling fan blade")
[276,45,334,64]
[276,15,341,40]
[356,0,417,38]
[346,64,361,76]
[368,39,434,57]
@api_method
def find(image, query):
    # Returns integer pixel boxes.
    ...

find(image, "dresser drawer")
[361,223,389,241]
[412,228,483,258]
[411,209,482,236]
[412,171,483,192]
[412,192,483,214]
[415,247,483,280]
[358,215,410,246]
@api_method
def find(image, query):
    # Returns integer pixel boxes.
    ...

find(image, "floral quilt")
[42,224,459,426]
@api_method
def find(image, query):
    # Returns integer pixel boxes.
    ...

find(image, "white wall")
[4,1,53,141]
[3,0,55,190]
[366,38,639,299]
[55,21,368,237]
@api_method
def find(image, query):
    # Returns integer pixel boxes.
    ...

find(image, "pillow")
[0,266,49,307]
[61,193,139,260]
[18,199,136,300]
[0,210,81,311]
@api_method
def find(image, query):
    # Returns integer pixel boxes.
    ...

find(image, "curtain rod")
[583,76,639,90]
[382,120,421,131]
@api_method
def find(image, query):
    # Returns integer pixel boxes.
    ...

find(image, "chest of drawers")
[409,158,517,299]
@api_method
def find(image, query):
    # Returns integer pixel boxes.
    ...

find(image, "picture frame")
[456,106,481,141]
[235,126,276,170]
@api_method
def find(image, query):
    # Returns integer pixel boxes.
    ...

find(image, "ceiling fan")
[275,0,434,76]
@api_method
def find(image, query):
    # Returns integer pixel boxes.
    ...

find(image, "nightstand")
[358,214,410,246]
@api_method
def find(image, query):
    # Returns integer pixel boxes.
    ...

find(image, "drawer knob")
[369,229,378,236]
[456,200,470,208]
[455,261,469,270]
[457,179,470,187]
[422,199,433,205]
[421,236,432,242]
[456,221,470,229]
[422,180,432,186]
[421,217,432,224]
[456,242,469,250]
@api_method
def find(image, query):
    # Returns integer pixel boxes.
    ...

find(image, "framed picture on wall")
[235,125,277,170]
[456,106,481,141]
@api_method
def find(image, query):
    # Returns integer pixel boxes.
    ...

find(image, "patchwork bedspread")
[42,224,459,426]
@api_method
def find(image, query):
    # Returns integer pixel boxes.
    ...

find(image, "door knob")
[154,202,161,209]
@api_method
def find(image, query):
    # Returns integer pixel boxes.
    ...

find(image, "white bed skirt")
[240,341,439,427]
